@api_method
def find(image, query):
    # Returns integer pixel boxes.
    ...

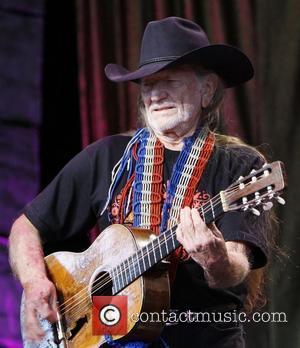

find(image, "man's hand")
[9,214,58,341]
[176,207,250,288]
[23,278,58,341]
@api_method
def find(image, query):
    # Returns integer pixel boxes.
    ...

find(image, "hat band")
[139,55,179,68]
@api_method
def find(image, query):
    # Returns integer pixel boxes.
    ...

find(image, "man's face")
[140,66,204,137]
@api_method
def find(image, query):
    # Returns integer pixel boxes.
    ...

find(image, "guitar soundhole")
[91,271,113,296]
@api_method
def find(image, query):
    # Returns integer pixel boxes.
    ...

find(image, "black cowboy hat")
[105,17,254,88]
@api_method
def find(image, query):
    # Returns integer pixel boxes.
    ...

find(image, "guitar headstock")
[221,161,287,215]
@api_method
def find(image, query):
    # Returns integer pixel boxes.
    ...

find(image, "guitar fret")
[158,241,163,259]
[118,264,125,289]
[148,243,156,267]
[140,249,147,273]
[210,200,215,219]
[164,233,169,254]
[159,233,168,258]
[145,244,151,269]
[171,229,176,249]
[116,268,121,293]
[111,268,118,293]
[131,254,137,279]
[125,258,129,284]
[127,256,133,283]
[122,260,128,287]
[169,228,179,253]
[136,251,142,275]
[152,240,157,264]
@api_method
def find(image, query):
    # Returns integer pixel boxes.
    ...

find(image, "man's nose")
[150,85,167,102]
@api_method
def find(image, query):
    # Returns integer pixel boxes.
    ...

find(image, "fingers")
[180,207,195,239]
[208,222,223,238]
[177,207,203,253]
[39,298,57,322]
[24,306,45,341]
[176,207,225,254]
[23,279,58,341]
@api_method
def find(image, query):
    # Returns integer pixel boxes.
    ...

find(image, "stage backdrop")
[1,0,299,347]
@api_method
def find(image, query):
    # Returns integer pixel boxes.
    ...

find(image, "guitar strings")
[58,193,226,317]
[58,180,259,320]
[58,181,254,318]
[58,186,247,319]
[58,179,264,318]
[61,184,265,323]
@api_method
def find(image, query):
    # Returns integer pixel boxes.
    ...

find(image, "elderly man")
[9,17,268,347]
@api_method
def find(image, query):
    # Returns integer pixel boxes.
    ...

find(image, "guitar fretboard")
[111,193,224,294]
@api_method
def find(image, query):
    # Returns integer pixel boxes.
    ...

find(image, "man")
[9,17,269,347]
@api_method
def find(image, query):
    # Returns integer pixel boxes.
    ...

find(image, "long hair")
[137,66,278,313]
[215,133,281,313]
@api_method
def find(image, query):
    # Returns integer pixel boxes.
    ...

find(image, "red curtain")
[76,0,259,146]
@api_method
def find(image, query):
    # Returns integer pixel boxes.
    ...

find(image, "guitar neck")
[111,193,225,294]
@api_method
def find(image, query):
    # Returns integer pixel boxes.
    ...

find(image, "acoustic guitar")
[21,161,286,347]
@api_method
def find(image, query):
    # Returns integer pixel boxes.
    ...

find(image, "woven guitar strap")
[103,127,215,281]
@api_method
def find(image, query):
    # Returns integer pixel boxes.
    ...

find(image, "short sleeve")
[24,149,97,243]
[215,146,268,269]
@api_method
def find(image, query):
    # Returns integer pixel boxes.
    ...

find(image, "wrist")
[20,267,48,288]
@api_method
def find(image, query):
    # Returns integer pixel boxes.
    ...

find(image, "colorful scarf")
[102,127,215,233]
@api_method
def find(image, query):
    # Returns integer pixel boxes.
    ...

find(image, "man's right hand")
[9,215,59,342]
[23,277,58,341]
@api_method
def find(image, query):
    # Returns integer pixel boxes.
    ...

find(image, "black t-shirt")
[24,134,268,311]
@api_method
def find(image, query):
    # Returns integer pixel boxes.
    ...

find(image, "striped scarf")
[102,127,215,234]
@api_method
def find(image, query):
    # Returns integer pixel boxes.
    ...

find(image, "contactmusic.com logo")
[92,296,128,335]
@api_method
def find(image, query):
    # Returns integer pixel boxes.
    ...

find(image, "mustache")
[150,104,176,112]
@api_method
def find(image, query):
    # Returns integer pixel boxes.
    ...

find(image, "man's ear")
[201,74,219,108]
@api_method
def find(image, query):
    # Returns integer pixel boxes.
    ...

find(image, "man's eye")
[141,82,152,90]
[167,80,181,87]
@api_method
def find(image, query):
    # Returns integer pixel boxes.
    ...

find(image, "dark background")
[0,0,299,346]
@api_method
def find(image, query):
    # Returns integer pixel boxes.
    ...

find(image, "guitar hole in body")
[91,271,113,296]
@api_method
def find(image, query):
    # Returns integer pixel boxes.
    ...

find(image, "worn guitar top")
[24,134,268,312]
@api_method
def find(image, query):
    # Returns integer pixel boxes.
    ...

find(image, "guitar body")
[21,224,170,347]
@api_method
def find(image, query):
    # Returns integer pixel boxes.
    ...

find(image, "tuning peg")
[275,196,286,205]
[242,197,249,211]
[239,183,245,189]
[251,169,256,174]
[251,208,261,216]
[255,192,261,205]
[263,202,273,211]
[267,186,274,199]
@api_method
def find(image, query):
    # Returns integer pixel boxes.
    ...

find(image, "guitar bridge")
[51,308,67,346]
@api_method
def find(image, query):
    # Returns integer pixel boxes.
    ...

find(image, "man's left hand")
[176,207,250,288]
[176,207,228,270]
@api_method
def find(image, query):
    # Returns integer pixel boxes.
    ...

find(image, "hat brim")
[104,44,254,88]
